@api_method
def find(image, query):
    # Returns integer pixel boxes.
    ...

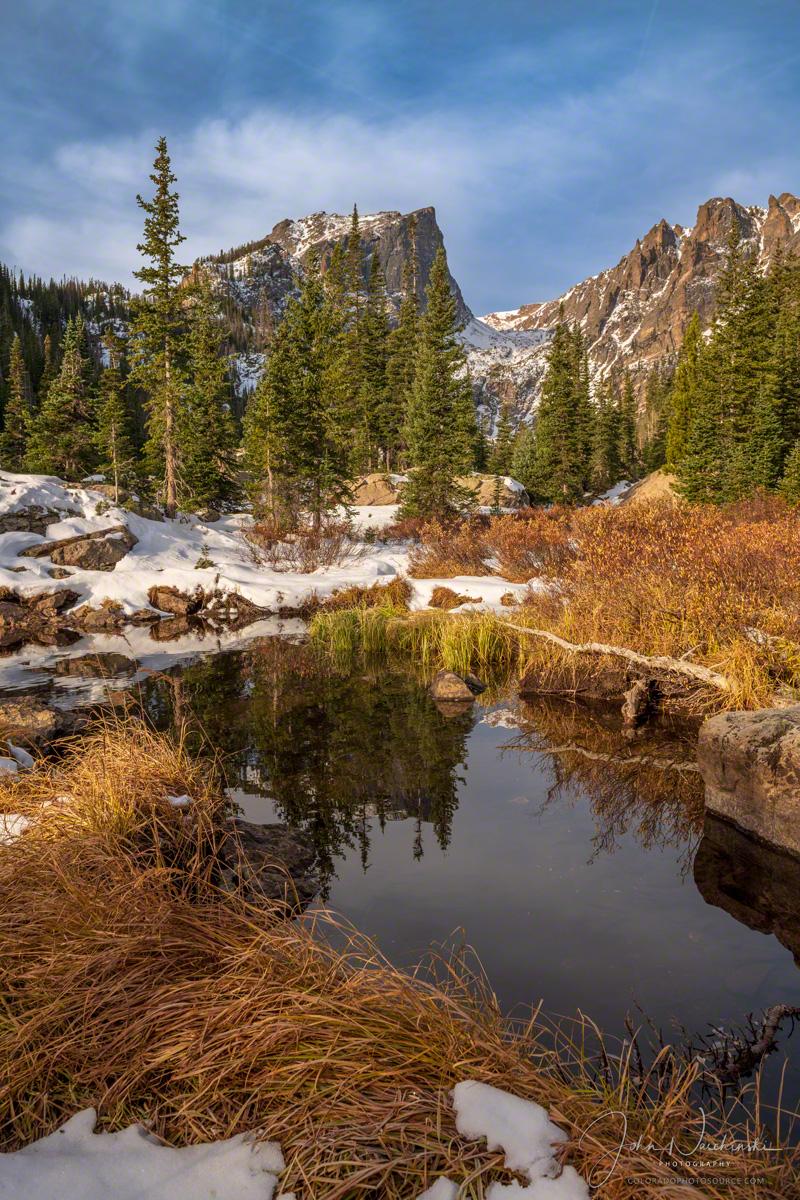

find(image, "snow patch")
[0,1108,285,1200]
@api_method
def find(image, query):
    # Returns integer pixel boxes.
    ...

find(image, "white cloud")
[2,39,797,311]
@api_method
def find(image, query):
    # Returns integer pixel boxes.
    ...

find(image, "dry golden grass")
[0,721,797,1197]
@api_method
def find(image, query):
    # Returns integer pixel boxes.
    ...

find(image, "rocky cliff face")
[483,193,800,393]
[200,206,467,325]
[202,192,800,426]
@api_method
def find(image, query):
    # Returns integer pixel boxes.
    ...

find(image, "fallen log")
[494,620,733,692]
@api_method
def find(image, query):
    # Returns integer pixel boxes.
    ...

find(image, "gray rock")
[698,706,800,857]
[21,524,138,570]
[428,670,475,703]
[0,505,80,536]
[217,819,317,911]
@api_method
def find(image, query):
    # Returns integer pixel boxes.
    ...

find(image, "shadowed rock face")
[694,814,800,968]
[698,706,800,858]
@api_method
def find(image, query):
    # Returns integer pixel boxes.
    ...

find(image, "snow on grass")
[0,1108,285,1200]
[0,813,28,844]
[452,1082,589,1199]
[0,1082,588,1200]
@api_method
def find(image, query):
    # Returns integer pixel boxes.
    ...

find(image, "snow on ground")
[451,1082,589,1199]
[0,1108,286,1200]
[1,1083,588,1200]
[591,479,631,506]
[0,474,541,627]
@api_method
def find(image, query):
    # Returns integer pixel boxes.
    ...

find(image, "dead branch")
[495,620,733,692]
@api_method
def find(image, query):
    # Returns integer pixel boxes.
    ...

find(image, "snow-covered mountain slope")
[483,192,800,396]
[457,317,552,429]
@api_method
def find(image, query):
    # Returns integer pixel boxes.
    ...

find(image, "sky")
[3,0,800,315]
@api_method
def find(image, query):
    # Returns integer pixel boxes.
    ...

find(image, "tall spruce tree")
[529,314,585,503]
[129,137,189,517]
[666,311,701,467]
[489,397,514,475]
[244,250,351,528]
[180,285,238,510]
[400,247,477,518]
[0,335,30,470]
[359,252,390,468]
[26,316,95,478]
[383,255,419,469]
[509,422,537,498]
[617,370,639,480]
[93,332,135,503]
[590,375,621,491]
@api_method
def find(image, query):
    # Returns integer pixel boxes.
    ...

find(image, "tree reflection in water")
[496,696,705,874]
[140,639,474,893]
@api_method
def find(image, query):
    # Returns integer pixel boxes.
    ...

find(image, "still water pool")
[4,631,799,1114]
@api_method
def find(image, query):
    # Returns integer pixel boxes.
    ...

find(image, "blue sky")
[3,0,800,314]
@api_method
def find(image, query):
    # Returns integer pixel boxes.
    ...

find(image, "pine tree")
[180,285,238,510]
[129,137,190,517]
[26,317,96,478]
[780,438,800,504]
[509,423,537,498]
[0,335,30,470]
[400,247,477,518]
[244,250,351,529]
[617,370,639,480]
[666,311,701,467]
[488,397,514,475]
[590,376,620,491]
[383,256,419,470]
[358,252,390,469]
[529,314,585,503]
[93,332,135,503]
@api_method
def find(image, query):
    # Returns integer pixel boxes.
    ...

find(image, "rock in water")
[428,670,476,703]
[147,585,203,616]
[217,819,317,911]
[698,706,800,857]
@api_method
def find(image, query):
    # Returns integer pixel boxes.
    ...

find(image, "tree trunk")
[164,337,178,519]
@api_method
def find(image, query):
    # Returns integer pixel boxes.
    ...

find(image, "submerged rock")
[698,706,800,857]
[217,819,317,911]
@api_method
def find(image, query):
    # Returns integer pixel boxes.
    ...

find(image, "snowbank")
[0,473,542,631]
[0,1109,285,1200]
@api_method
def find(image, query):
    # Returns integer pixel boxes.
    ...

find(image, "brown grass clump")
[320,574,413,612]
[429,585,481,610]
[1,722,796,1197]
[514,497,800,711]
[409,509,577,583]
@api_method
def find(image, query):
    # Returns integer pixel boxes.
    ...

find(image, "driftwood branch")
[495,620,733,692]
[695,1004,800,1086]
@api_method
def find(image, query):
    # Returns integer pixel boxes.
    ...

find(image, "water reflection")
[496,697,705,872]
[139,641,473,888]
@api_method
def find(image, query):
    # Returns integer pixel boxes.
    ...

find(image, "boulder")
[454,474,529,508]
[195,507,221,524]
[148,585,203,617]
[88,484,165,522]
[0,505,80,536]
[47,568,74,579]
[0,696,83,746]
[217,819,317,911]
[50,528,138,571]
[71,604,126,632]
[21,524,138,567]
[697,706,800,857]
[352,473,401,505]
[428,670,475,703]
[26,589,79,616]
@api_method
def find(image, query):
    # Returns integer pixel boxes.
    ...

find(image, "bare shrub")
[408,518,491,577]
[241,517,365,573]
